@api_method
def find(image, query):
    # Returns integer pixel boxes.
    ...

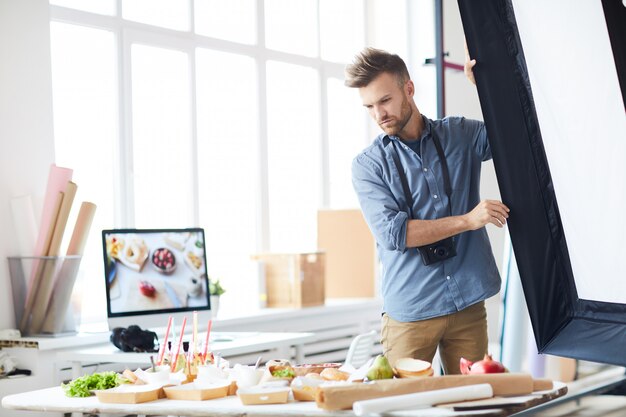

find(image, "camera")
[418,236,457,265]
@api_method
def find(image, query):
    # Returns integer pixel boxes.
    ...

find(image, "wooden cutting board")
[122,277,188,311]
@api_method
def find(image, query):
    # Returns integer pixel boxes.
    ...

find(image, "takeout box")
[253,252,325,308]
[95,384,161,404]
[292,385,318,402]
[163,381,231,401]
[291,375,326,401]
[237,385,291,405]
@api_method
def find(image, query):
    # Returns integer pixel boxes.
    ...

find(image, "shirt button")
[446,276,451,280]
[423,168,428,172]
[433,194,438,199]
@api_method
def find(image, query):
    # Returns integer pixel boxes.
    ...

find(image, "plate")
[151,247,176,274]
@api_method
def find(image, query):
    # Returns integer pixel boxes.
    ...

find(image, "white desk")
[2,384,568,417]
[56,331,316,379]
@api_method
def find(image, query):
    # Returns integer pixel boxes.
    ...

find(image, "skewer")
[202,319,212,362]
[157,316,173,366]
[171,316,187,372]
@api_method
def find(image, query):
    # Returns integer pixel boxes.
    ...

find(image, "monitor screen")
[102,228,210,327]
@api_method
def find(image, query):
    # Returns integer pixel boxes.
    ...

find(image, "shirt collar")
[383,114,433,144]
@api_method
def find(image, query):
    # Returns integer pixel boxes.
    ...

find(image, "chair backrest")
[345,330,378,368]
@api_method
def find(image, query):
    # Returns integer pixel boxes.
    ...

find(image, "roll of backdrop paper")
[352,384,494,416]
[20,164,73,333]
[41,202,97,334]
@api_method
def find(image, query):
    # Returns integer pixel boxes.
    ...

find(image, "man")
[347,48,509,374]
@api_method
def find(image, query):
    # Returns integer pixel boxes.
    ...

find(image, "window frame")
[50,1,356,253]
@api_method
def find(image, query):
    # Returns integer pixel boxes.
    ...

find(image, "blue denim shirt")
[352,116,501,322]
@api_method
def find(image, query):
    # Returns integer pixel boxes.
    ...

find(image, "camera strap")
[383,130,452,218]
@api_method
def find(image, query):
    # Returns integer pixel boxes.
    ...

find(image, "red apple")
[459,354,507,375]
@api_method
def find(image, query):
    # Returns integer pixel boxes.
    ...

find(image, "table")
[2,383,567,417]
[56,331,316,379]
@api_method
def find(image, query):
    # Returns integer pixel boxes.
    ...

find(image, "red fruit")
[139,280,156,297]
[459,354,506,375]
[460,357,473,375]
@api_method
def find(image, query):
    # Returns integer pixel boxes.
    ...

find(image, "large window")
[49,0,416,323]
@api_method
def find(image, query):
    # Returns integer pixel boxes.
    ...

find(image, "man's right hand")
[465,200,510,230]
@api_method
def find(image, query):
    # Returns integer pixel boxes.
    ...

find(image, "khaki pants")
[381,301,488,375]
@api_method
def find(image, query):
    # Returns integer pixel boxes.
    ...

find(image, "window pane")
[265,0,317,57]
[320,0,364,63]
[123,0,189,31]
[266,61,320,252]
[50,0,115,15]
[131,44,193,226]
[327,78,366,208]
[195,0,256,44]
[50,22,117,324]
[195,49,258,309]
[369,0,407,57]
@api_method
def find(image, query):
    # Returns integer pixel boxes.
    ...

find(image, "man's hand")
[464,200,510,230]
[464,41,476,85]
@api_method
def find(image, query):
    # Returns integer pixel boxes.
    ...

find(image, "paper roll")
[66,202,96,256]
[10,195,38,257]
[40,202,97,334]
[34,165,73,256]
[48,181,77,256]
[353,384,494,416]
[20,164,72,333]
[19,191,64,332]
[29,181,78,333]
[316,373,535,410]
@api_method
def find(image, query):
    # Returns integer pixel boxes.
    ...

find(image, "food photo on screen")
[103,229,209,314]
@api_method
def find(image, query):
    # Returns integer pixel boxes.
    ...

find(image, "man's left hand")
[464,41,476,85]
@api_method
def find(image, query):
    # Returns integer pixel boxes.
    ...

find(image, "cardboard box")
[237,385,290,405]
[95,384,161,404]
[317,209,376,298]
[253,252,325,308]
[163,381,230,401]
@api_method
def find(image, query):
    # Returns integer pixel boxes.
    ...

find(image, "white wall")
[0,0,56,330]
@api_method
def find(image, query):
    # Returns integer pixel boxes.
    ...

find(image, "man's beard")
[380,96,413,137]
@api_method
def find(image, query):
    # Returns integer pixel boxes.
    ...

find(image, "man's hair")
[344,48,410,88]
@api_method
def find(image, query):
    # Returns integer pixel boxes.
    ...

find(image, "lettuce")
[62,371,123,397]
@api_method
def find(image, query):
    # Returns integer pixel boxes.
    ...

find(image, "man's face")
[359,72,414,138]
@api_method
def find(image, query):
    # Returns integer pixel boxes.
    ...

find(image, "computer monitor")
[101,228,211,330]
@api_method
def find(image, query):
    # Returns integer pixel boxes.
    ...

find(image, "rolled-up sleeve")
[462,118,491,161]
[352,153,408,252]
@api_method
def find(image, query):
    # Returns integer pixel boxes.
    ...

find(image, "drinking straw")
[171,316,187,372]
[202,319,213,361]
[157,316,173,365]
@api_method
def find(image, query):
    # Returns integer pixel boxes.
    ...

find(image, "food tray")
[163,381,231,401]
[95,384,161,404]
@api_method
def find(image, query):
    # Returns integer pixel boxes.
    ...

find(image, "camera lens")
[435,246,449,258]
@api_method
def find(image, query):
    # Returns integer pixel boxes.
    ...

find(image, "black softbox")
[458,0,626,366]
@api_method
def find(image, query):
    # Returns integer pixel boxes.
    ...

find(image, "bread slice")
[393,358,433,378]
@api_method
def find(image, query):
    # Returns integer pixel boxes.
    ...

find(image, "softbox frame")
[458,0,626,366]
